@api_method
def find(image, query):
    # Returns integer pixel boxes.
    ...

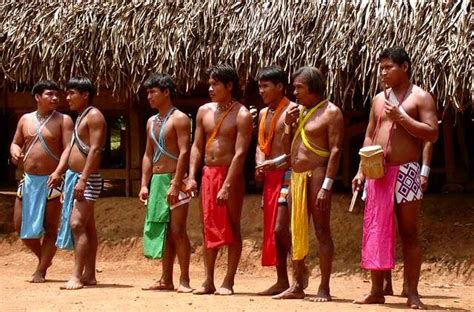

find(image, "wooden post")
[128,100,142,197]
[443,108,456,184]
[125,101,131,197]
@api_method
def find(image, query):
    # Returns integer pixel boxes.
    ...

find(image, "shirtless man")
[55,77,107,290]
[352,47,438,309]
[186,64,253,295]
[274,66,343,302]
[383,141,433,297]
[139,73,192,293]
[254,66,296,295]
[10,80,73,283]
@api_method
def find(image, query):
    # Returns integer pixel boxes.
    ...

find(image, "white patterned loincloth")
[395,162,423,204]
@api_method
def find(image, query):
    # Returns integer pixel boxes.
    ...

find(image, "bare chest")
[203,111,238,138]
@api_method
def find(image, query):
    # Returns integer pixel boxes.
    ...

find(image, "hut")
[0,0,472,195]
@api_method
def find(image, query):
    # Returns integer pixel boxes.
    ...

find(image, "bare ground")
[0,193,472,311]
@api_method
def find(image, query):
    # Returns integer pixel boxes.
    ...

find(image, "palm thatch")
[0,0,471,111]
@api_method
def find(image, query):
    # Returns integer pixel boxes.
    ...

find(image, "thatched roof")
[0,1,471,111]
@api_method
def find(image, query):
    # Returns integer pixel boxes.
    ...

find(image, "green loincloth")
[143,173,171,259]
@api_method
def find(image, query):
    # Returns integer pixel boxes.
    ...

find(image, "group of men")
[11,46,438,309]
[11,78,107,290]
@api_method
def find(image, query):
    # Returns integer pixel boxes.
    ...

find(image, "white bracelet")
[272,154,287,166]
[321,177,334,191]
[420,165,430,177]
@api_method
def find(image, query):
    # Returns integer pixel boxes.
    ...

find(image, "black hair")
[207,64,241,99]
[66,77,95,103]
[379,47,412,76]
[31,80,59,98]
[256,65,287,86]
[292,66,326,96]
[143,73,177,97]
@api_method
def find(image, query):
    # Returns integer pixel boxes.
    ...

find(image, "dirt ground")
[0,193,472,311]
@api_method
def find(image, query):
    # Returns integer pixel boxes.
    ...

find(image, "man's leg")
[193,199,218,295]
[61,200,95,290]
[310,196,334,302]
[258,204,291,295]
[395,200,426,309]
[383,270,394,295]
[13,198,42,260]
[169,204,192,293]
[354,270,386,304]
[31,198,61,282]
[216,180,244,295]
[81,214,98,286]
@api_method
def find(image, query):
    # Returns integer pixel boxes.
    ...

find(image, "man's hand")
[352,173,365,194]
[10,149,22,166]
[285,105,300,127]
[216,186,230,206]
[185,179,198,198]
[48,171,62,188]
[138,186,149,204]
[420,176,428,192]
[384,99,402,122]
[74,178,87,201]
[167,183,180,206]
[255,159,277,174]
[316,188,331,211]
[254,169,264,183]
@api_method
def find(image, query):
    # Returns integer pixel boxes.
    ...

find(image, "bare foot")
[141,280,174,291]
[30,271,46,283]
[81,275,97,286]
[407,294,427,310]
[383,286,394,296]
[401,288,407,297]
[353,293,385,304]
[60,277,84,290]
[176,283,194,293]
[192,282,216,295]
[401,289,423,298]
[257,282,290,296]
[309,287,332,302]
[214,286,234,295]
[272,286,305,300]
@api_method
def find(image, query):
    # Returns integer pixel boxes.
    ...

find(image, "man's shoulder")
[198,102,215,113]
[171,109,190,123]
[412,85,433,104]
[19,112,34,122]
[322,101,342,121]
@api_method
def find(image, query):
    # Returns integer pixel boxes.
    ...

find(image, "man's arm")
[139,118,154,203]
[48,114,74,187]
[385,92,438,142]
[168,113,191,205]
[74,110,107,201]
[186,106,206,195]
[255,109,266,166]
[420,141,433,192]
[352,97,379,192]
[317,106,344,211]
[10,115,26,165]
[217,108,253,205]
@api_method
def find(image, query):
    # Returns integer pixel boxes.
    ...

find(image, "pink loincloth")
[361,165,399,270]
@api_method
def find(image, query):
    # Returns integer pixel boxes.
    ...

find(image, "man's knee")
[43,224,58,238]
[400,231,420,248]
[70,220,86,233]
[274,224,289,242]
[169,225,187,242]
[314,224,333,245]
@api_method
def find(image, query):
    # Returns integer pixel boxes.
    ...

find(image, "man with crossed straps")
[10,80,73,283]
